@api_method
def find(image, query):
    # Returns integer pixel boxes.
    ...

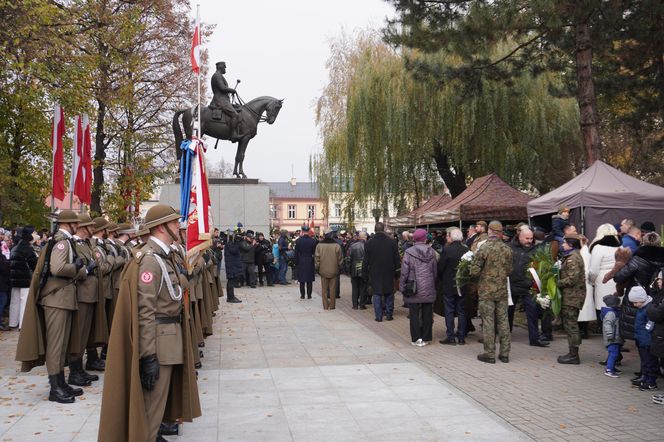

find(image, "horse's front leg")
[237,138,249,179]
[233,143,241,178]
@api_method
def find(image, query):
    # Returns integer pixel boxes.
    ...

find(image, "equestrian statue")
[173,61,283,178]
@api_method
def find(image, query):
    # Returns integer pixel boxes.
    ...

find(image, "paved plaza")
[1,278,663,441]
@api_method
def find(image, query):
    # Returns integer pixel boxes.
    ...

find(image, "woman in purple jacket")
[400,229,438,347]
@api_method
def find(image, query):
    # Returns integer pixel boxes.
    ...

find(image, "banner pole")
[196,4,201,138]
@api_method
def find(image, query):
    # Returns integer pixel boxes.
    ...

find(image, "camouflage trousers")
[478,299,511,358]
[561,305,581,348]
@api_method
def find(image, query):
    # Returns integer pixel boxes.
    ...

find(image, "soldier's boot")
[100,344,108,360]
[48,374,75,404]
[557,347,580,365]
[59,371,83,397]
[160,422,179,436]
[72,358,99,382]
[86,348,105,371]
[67,360,92,387]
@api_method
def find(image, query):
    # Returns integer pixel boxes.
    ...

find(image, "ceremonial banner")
[180,138,213,269]
[190,14,201,74]
[51,103,66,201]
[70,114,93,205]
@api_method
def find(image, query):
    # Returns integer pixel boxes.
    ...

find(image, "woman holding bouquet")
[557,233,587,364]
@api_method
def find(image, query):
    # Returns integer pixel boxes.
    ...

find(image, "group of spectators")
[0,227,44,331]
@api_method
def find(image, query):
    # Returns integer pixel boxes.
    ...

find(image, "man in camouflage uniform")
[557,232,586,364]
[468,221,513,363]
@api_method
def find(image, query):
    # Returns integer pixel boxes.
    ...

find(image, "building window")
[287,204,296,219]
[270,204,277,219]
[307,204,316,219]
[334,203,341,218]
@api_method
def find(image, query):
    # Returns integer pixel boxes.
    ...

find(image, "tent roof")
[421,174,533,224]
[527,161,664,216]
[388,194,452,227]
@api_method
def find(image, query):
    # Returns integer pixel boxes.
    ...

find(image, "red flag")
[186,138,213,269]
[51,103,66,201]
[190,15,200,74]
[82,113,93,204]
[71,115,85,202]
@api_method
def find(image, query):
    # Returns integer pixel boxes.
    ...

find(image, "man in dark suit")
[438,228,469,345]
[364,223,401,322]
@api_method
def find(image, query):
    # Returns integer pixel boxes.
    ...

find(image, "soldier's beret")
[144,204,181,229]
[57,210,80,224]
[77,213,95,227]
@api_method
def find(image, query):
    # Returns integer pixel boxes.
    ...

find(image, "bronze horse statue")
[172,96,283,178]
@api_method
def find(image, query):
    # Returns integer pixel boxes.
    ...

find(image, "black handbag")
[403,264,417,297]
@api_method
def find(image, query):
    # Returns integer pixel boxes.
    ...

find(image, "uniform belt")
[156,315,181,324]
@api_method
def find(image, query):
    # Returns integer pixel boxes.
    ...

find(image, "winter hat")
[21,225,35,241]
[640,221,656,233]
[628,286,649,304]
[413,229,427,243]
[602,294,621,308]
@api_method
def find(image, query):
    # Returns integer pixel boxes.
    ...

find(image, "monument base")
[159,181,270,234]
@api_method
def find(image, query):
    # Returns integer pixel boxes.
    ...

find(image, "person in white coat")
[587,224,621,329]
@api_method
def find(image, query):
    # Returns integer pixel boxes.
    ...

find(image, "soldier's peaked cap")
[92,217,109,233]
[57,210,79,224]
[144,204,181,229]
[77,213,95,227]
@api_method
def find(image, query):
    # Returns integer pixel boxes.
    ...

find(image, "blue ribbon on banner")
[179,139,196,222]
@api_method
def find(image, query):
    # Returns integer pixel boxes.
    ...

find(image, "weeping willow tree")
[314,31,583,219]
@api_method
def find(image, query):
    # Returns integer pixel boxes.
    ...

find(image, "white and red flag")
[185,138,213,269]
[70,114,93,205]
[51,103,66,201]
[190,14,201,74]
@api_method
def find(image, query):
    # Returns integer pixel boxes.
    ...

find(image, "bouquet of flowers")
[455,250,475,289]
[527,244,562,317]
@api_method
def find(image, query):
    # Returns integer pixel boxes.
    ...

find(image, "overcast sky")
[190,0,394,182]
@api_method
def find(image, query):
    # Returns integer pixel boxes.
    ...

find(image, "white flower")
[461,251,474,262]
[553,260,562,270]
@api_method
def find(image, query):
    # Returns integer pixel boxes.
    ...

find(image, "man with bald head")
[509,227,549,347]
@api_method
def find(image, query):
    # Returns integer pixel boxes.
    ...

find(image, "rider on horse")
[209,61,241,140]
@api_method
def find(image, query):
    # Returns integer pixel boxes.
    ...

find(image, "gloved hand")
[177,264,189,278]
[139,354,160,390]
[86,260,98,274]
[74,258,85,271]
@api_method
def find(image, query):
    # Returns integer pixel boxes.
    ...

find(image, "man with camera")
[240,230,257,288]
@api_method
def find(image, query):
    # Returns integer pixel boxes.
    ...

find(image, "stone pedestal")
[159,179,270,233]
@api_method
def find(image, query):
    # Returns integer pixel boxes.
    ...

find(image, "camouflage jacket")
[558,250,586,309]
[468,237,512,302]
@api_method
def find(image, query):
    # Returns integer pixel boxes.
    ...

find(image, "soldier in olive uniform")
[136,205,188,441]
[41,210,88,402]
[557,232,586,364]
[69,213,101,386]
[84,218,115,370]
[468,221,513,364]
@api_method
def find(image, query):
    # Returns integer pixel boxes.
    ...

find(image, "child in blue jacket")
[601,294,624,378]
[628,286,657,390]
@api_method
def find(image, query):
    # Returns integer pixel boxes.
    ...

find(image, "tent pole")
[580,206,585,235]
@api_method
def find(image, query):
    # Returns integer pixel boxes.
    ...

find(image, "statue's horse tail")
[172,109,187,161]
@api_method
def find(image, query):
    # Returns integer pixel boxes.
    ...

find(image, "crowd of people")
[259,208,664,406]
[2,204,664,442]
